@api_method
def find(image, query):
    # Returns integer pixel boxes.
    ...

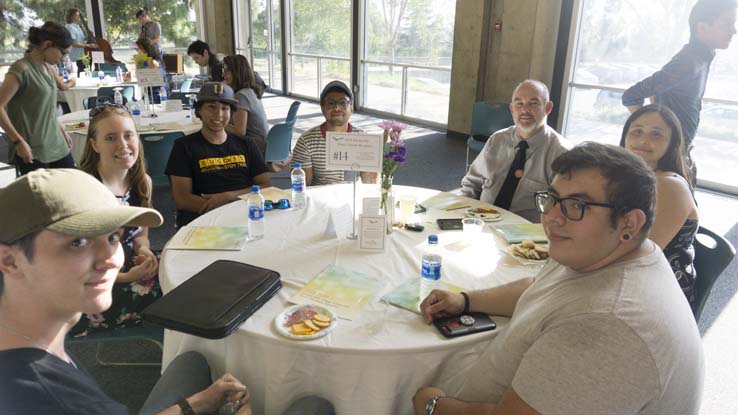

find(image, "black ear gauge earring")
[622,233,631,241]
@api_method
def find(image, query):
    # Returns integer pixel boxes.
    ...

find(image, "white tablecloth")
[60,79,141,112]
[159,184,539,415]
[58,109,201,163]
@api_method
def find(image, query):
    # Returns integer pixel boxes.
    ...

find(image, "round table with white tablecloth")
[159,184,540,415]
[60,77,141,113]
[58,108,201,164]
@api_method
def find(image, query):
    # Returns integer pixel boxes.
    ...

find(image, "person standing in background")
[136,7,163,57]
[0,22,76,175]
[64,8,97,75]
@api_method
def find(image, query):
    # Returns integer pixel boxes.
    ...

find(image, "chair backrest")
[98,85,135,102]
[470,101,514,137]
[264,121,295,163]
[98,62,126,77]
[692,226,736,321]
[286,101,301,123]
[140,131,185,187]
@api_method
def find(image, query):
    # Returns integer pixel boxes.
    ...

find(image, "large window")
[1,0,87,66]
[563,0,738,191]
[289,0,352,99]
[100,0,200,76]
[250,0,283,92]
[361,0,455,125]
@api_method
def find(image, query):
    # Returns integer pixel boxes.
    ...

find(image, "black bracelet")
[460,291,470,315]
[176,398,195,415]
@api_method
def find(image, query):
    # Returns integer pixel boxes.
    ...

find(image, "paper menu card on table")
[492,223,547,243]
[382,279,466,315]
[166,226,249,250]
[289,265,385,320]
[359,215,386,251]
[419,192,471,211]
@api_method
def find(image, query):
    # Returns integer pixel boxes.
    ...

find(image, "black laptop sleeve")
[143,260,282,339]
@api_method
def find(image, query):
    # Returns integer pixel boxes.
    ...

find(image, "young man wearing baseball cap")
[292,80,377,186]
[0,168,254,414]
[166,82,271,227]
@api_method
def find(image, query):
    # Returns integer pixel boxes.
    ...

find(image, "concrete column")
[202,0,235,56]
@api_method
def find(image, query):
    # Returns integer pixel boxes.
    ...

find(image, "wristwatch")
[424,395,445,415]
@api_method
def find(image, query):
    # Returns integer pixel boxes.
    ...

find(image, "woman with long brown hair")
[620,104,700,306]
[223,54,269,152]
[70,103,161,336]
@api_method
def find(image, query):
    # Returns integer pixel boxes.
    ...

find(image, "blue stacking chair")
[465,101,514,171]
[66,321,164,367]
[264,101,301,163]
[141,131,185,187]
[692,226,736,321]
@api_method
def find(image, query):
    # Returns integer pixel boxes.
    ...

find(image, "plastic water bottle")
[420,234,442,302]
[114,89,123,105]
[247,185,265,240]
[98,70,104,82]
[291,162,306,209]
[62,69,69,82]
[115,66,123,83]
[159,87,167,105]
[131,102,142,126]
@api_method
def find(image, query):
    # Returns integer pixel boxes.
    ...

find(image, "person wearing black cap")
[166,82,271,227]
[292,80,377,186]
[0,22,76,176]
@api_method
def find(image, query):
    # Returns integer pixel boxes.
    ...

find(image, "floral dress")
[69,189,162,337]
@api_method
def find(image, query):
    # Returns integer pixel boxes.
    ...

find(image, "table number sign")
[91,51,105,65]
[325,132,383,173]
[136,68,165,88]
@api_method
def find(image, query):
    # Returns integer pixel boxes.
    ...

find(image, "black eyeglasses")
[264,199,291,211]
[534,191,618,221]
[55,46,69,57]
[89,103,130,120]
[323,100,351,110]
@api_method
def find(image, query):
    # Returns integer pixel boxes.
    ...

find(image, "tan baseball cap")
[0,169,163,243]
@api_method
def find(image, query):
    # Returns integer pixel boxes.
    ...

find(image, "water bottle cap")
[252,185,260,193]
[293,162,301,169]
[428,234,438,244]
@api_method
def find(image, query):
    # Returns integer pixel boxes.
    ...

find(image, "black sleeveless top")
[663,218,698,305]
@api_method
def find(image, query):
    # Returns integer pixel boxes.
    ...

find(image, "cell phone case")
[437,218,463,230]
[433,312,496,338]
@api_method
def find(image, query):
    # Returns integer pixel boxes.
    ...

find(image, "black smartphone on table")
[433,313,496,338]
[436,218,463,230]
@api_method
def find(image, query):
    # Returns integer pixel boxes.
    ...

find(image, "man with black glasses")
[292,80,377,186]
[415,143,703,415]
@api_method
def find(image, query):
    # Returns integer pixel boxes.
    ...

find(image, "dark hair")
[619,104,692,188]
[193,101,236,120]
[28,22,73,49]
[136,7,149,18]
[222,55,263,99]
[136,37,161,61]
[689,0,738,37]
[0,228,40,296]
[187,40,211,56]
[551,142,656,238]
[65,8,81,23]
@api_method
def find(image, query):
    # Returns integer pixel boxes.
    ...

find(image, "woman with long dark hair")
[620,104,700,305]
[0,22,75,175]
[222,54,269,152]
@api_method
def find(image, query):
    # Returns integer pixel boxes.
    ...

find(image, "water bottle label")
[292,180,304,192]
[248,206,264,220]
[421,261,441,280]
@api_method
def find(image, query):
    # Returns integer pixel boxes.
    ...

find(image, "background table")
[159,184,540,415]
[58,109,201,164]
[60,78,141,113]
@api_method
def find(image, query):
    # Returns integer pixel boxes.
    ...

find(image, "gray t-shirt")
[234,88,269,153]
[456,246,704,414]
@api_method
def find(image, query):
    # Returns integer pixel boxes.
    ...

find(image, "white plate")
[274,304,337,341]
[505,245,548,266]
[465,208,503,222]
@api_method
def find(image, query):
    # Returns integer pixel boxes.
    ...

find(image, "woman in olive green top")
[0,22,75,175]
